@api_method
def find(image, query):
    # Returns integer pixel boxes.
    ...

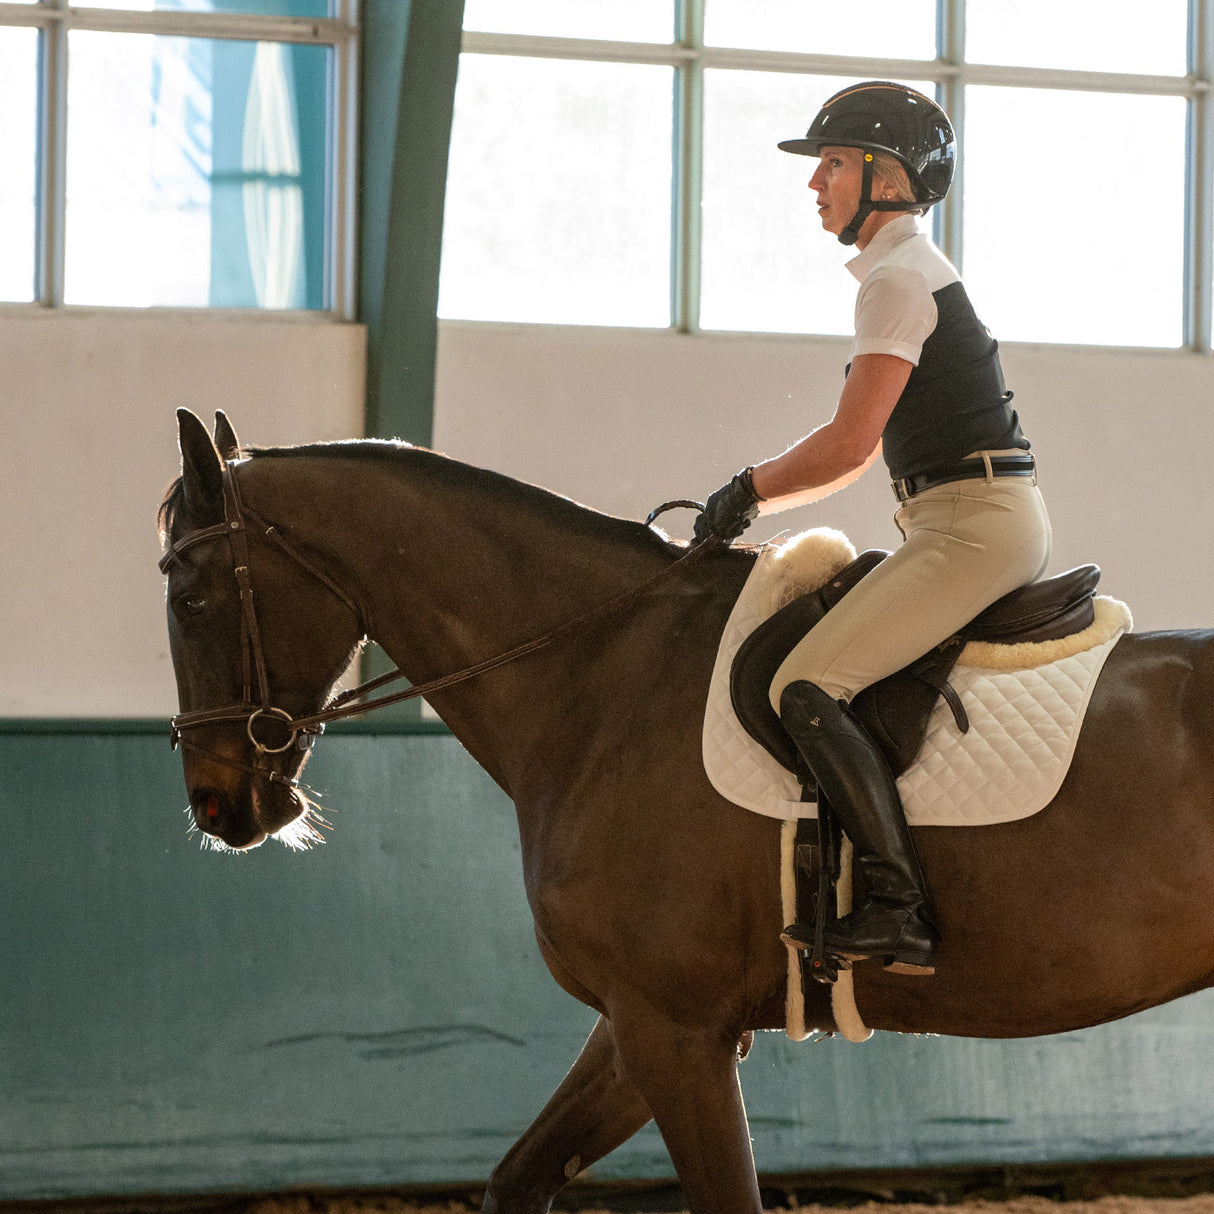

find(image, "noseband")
[160,462,716,790]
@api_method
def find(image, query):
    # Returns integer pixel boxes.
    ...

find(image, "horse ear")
[177,408,224,522]
[213,411,240,461]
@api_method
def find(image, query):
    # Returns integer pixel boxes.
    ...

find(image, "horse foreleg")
[610,1009,763,1214]
[480,1013,653,1214]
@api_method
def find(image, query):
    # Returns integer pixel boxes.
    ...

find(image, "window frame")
[0,0,359,318]
[458,0,1214,352]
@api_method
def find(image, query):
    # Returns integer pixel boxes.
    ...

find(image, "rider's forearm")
[747,352,911,510]
[749,425,878,505]
[754,442,882,513]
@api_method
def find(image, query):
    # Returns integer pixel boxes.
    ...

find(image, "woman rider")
[694,81,1052,976]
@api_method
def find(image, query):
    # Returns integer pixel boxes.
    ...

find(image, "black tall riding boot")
[778,680,940,975]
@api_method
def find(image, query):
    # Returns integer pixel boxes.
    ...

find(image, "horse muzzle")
[190,786,268,850]
[182,733,309,849]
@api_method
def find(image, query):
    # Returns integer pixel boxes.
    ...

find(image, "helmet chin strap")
[837,152,919,247]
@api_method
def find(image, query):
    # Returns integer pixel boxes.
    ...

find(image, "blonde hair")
[871,151,927,215]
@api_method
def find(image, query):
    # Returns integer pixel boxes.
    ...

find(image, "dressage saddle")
[730,552,1102,782]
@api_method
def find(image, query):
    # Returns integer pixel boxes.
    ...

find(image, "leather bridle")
[159,461,368,788]
[159,461,715,790]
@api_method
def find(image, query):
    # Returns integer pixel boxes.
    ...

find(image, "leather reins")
[159,463,716,788]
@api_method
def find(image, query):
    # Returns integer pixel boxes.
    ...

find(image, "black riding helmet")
[779,81,956,246]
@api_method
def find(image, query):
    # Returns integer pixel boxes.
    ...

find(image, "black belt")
[892,454,1036,503]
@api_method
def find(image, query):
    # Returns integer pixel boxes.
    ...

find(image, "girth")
[730,551,1102,781]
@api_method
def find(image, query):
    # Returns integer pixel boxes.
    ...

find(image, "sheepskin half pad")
[703,528,1132,828]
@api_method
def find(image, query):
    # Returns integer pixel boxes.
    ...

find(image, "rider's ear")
[177,408,224,523]
[213,411,240,462]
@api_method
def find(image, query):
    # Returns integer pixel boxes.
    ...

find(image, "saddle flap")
[729,550,887,774]
[850,640,967,775]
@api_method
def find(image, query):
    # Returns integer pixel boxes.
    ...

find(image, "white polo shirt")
[845,214,959,367]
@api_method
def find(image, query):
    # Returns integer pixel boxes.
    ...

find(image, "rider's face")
[807,145,866,238]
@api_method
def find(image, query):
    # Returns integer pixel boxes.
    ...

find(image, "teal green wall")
[5,725,1214,1202]
[1,727,598,1200]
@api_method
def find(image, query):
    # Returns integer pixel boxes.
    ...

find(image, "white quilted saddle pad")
[703,529,1132,828]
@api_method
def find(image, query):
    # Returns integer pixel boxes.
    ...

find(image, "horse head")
[159,409,365,851]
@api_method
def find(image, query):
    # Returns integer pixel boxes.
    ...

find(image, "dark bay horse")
[160,408,1214,1214]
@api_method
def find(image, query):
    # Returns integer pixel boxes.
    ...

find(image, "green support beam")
[360,0,466,447]
[358,0,466,708]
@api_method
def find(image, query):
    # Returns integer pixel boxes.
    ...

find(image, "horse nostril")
[188,787,264,849]
[191,788,227,834]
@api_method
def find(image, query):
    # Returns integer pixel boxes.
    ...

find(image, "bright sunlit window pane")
[705,0,936,61]
[967,0,1188,74]
[462,0,674,42]
[701,71,935,335]
[440,55,673,327]
[963,87,1185,347]
[66,33,330,309]
[0,26,38,302]
[86,0,330,15]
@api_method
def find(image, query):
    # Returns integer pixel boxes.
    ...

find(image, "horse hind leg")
[480,1014,653,1214]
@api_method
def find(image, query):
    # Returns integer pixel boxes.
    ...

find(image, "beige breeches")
[768,472,1052,709]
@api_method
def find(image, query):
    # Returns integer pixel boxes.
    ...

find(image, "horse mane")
[159,439,689,557]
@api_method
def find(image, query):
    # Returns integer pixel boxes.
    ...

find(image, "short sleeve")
[851,264,938,366]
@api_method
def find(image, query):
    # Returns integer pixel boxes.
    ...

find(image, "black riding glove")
[693,467,763,544]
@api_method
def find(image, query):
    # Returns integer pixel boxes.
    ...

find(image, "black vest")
[866,281,1029,482]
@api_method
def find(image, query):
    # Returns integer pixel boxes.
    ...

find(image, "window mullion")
[460,30,694,66]
[936,0,964,270]
[36,3,67,308]
[330,0,360,320]
[673,0,703,333]
[1187,0,1213,351]
[64,8,347,45]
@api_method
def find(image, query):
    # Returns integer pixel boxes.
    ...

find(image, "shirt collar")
[845,213,920,282]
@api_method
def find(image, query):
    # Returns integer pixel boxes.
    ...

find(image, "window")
[0,26,38,303]
[442,0,1212,350]
[702,0,936,61]
[0,2,356,313]
[699,69,933,336]
[963,87,1186,348]
[965,0,1188,75]
[440,54,673,327]
[460,0,670,44]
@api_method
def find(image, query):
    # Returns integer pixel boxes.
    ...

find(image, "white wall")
[434,321,1214,635]
[1,312,365,717]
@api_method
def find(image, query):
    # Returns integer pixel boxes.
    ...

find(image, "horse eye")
[177,595,208,617]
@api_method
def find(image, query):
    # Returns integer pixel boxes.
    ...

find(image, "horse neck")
[250,449,676,785]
